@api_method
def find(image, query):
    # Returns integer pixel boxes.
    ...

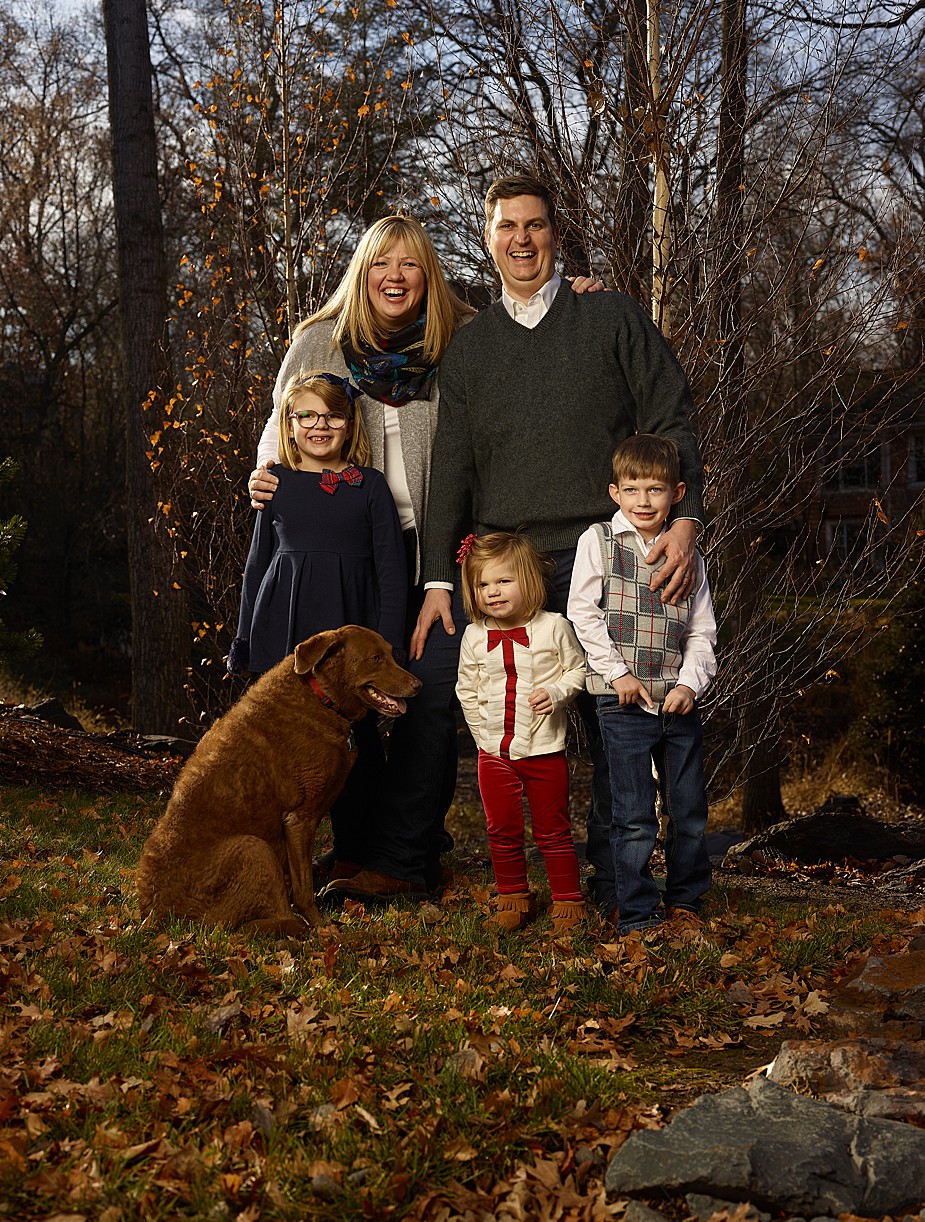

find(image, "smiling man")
[412,173,706,919]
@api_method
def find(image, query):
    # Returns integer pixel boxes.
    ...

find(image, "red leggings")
[477,749,582,901]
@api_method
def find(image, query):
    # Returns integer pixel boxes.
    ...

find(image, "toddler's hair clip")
[456,533,478,564]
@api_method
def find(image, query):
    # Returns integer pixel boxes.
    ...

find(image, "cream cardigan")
[455,610,586,760]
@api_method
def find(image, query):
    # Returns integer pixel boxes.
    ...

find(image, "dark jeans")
[597,699,710,933]
[341,530,468,889]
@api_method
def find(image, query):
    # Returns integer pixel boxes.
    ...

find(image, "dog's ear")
[293,630,343,675]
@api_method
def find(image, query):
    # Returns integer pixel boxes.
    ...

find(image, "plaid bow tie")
[319,465,364,495]
[487,626,529,651]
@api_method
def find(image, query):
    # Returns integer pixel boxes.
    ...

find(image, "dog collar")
[306,674,357,752]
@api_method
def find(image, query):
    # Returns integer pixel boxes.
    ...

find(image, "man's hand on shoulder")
[646,519,697,605]
[410,588,455,660]
[249,461,279,510]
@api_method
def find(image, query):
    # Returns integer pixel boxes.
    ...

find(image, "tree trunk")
[103,0,188,733]
[714,0,786,829]
[614,0,652,305]
[740,695,788,834]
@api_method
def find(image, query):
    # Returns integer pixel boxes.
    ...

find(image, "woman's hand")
[568,275,607,294]
[410,588,455,660]
[249,461,279,510]
[528,687,553,716]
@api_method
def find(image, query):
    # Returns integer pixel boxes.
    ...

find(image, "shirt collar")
[501,271,562,321]
[611,507,666,549]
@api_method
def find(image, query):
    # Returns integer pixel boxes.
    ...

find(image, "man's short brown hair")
[484,174,558,232]
[611,434,681,487]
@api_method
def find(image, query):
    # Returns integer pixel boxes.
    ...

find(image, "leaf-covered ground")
[1,785,922,1221]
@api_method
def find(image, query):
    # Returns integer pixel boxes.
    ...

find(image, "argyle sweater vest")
[586,522,692,700]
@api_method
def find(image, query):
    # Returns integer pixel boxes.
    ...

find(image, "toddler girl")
[456,533,587,934]
[229,371,407,872]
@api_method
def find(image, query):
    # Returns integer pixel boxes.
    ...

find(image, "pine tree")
[0,459,42,662]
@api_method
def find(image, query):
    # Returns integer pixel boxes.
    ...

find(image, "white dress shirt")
[501,272,562,328]
[568,509,717,708]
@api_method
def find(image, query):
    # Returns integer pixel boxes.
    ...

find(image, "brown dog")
[136,625,421,935]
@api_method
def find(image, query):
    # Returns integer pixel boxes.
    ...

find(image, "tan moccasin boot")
[485,890,537,931]
[550,899,586,934]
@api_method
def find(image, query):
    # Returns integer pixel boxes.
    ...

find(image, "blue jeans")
[597,698,710,933]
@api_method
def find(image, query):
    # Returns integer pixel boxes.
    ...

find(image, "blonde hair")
[277,372,372,470]
[611,434,681,487]
[459,533,553,625]
[294,216,474,363]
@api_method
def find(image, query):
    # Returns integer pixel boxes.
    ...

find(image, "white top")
[500,272,562,328]
[382,404,414,530]
[567,508,717,705]
[456,609,586,759]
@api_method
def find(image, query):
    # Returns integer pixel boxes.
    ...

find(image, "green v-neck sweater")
[422,281,705,584]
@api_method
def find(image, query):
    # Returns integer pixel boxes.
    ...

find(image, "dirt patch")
[0,705,182,794]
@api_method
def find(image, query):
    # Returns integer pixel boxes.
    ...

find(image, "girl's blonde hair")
[459,533,553,624]
[294,216,474,362]
[277,372,372,470]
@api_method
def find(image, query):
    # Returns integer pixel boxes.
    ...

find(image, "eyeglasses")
[288,410,350,429]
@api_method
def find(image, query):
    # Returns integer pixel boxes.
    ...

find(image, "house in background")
[812,373,925,569]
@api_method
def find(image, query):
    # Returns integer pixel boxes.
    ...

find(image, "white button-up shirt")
[501,272,562,328]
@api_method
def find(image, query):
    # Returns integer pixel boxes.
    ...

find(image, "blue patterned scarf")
[340,308,436,406]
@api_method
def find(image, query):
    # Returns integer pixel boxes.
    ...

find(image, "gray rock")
[768,1037,925,1123]
[16,697,84,732]
[605,1075,925,1216]
[686,1193,769,1221]
[622,1203,670,1222]
[723,797,925,864]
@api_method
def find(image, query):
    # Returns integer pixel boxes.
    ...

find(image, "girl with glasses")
[229,370,406,677]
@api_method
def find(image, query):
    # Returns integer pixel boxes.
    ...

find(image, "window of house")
[823,440,883,491]
[824,517,885,573]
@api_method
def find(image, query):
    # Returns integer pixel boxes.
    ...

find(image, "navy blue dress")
[232,466,406,673]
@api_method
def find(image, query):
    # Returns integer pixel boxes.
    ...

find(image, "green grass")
[0,784,917,1220]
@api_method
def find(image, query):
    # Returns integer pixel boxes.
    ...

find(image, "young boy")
[567,435,717,934]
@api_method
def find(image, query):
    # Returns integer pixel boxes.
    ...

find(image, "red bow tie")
[319,465,363,495]
[487,626,529,651]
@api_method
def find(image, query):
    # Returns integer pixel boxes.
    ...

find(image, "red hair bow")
[456,533,478,564]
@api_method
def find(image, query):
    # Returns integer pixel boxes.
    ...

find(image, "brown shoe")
[327,859,362,884]
[550,899,586,934]
[666,907,704,931]
[321,869,428,904]
[484,891,537,931]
